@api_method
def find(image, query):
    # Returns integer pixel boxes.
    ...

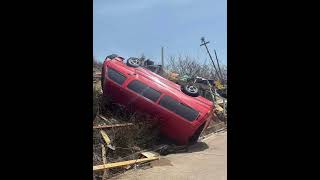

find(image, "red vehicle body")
[101,56,214,145]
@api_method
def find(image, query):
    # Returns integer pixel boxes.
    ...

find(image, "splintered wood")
[100,130,111,145]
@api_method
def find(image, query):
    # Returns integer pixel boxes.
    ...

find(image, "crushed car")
[101,54,214,145]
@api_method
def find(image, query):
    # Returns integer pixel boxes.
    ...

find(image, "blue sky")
[93,0,227,65]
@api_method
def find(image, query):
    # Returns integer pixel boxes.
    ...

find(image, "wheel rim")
[128,58,140,66]
[186,85,198,93]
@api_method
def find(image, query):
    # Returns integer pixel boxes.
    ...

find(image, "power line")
[200,37,222,80]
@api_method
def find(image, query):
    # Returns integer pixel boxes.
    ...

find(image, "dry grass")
[93,85,160,179]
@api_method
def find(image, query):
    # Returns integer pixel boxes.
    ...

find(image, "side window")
[159,95,199,121]
[142,86,161,102]
[107,68,126,85]
[127,80,147,94]
[127,80,161,102]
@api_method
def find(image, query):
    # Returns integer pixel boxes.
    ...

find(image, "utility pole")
[200,37,222,80]
[161,46,164,67]
[214,49,223,80]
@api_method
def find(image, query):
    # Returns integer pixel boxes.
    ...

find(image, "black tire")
[106,54,119,60]
[182,84,199,97]
[126,57,140,68]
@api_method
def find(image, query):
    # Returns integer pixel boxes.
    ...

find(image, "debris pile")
[93,74,161,179]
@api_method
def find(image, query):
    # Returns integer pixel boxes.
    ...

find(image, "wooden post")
[200,37,221,80]
[161,46,164,67]
[206,79,216,101]
[101,144,108,179]
[214,49,224,80]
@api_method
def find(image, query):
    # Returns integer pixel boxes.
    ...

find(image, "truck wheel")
[126,57,140,68]
[182,84,199,97]
[106,54,119,60]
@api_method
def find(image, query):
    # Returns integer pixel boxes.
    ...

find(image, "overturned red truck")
[101,54,214,145]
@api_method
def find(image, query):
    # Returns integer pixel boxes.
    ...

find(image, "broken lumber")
[216,99,224,105]
[101,144,107,163]
[97,115,119,124]
[93,123,133,129]
[100,130,111,144]
[141,151,159,158]
[97,115,112,123]
[215,104,224,112]
[101,144,108,179]
[215,96,227,105]
[93,156,160,171]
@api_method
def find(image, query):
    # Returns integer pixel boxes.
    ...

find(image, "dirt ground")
[111,131,227,180]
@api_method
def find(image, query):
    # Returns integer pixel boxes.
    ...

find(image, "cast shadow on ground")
[186,141,209,153]
[156,141,209,155]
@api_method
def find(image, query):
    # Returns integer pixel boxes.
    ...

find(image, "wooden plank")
[97,115,122,124]
[97,115,112,123]
[93,156,160,171]
[141,151,159,158]
[101,144,108,180]
[93,123,134,129]
[101,144,107,163]
[100,130,111,144]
